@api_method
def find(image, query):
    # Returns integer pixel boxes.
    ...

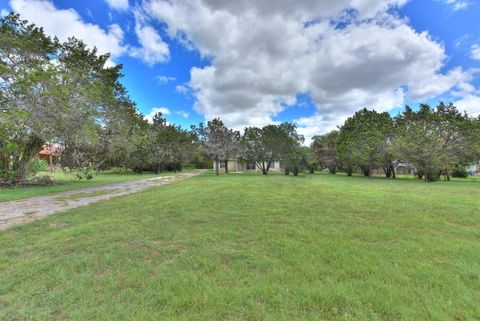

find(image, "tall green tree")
[0,13,145,181]
[312,131,339,174]
[194,118,239,176]
[395,103,479,181]
[241,123,303,175]
[336,109,394,179]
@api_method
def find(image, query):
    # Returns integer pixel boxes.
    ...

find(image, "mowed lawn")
[0,170,170,202]
[0,173,479,320]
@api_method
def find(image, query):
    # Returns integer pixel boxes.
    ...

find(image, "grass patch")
[0,173,479,320]
[0,170,176,202]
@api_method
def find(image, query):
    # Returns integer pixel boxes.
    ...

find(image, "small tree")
[283,146,309,176]
[195,118,239,176]
[241,123,303,175]
[312,131,339,174]
[336,109,394,179]
[394,103,478,182]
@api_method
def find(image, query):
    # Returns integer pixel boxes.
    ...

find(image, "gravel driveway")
[0,170,205,229]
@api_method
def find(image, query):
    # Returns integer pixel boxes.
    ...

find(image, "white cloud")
[104,0,129,11]
[441,0,470,11]
[454,95,480,116]
[156,75,176,84]
[129,9,170,66]
[143,0,474,140]
[471,44,480,60]
[10,0,127,63]
[144,107,171,123]
[176,110,190,118]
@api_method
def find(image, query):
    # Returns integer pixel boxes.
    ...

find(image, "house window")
[247,162,256,170]
[219,161,226,169]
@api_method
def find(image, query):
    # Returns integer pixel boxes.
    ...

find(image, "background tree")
[395,103,479,181]
[195,118,239,176]
[241,123,303,175]
[0,14,147,182]
[312,131,339,174]
[336,109,394,179]
[283,145,309,176]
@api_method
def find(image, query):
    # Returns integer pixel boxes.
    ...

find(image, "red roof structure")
[38,145,62,157]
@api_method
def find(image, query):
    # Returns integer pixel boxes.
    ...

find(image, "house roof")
[38,145,62,156]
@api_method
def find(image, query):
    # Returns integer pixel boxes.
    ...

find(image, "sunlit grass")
[0,172,479,320]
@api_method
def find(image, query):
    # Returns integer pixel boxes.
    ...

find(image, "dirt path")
[0,170,205,229]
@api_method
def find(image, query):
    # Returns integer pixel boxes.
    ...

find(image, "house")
[38,145,62,170]
[368,162,416,176]
[214,159,283,173]
[467,162,479,176]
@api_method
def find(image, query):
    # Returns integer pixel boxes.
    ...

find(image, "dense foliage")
[0,14,200,183]
[313,104,480,181]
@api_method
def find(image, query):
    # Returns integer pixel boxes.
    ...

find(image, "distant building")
[213,159,283,173]
[370,162,415,176]
[467,162,479,176]
[38,145,62,170]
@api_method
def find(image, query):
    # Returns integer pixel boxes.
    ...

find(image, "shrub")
[451,165,468,178]
[28,158,49,174]
[72,166,94,180]
[28,176,55,186]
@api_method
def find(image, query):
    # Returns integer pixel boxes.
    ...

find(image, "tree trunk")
[391,165,396,179]
[383,166,392,178]
[2,154,9,172]
[328,166,337,174]
[215,160,219,176]
[361,167,370,177]
[48,151,53,173]
[445,163,450,181]
[12,134,44,180]
[293,169,298,176]
[347,168,353,176]
[368,168,373,179]
[284,169,290,175]
[309,167,314,174]
[225,160,228,173]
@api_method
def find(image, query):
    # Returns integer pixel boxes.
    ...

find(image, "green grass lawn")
[1,173,479,320]
[0,170,171,202]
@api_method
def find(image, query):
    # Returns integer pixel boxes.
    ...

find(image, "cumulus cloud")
[145,0,474,140]
[129,9,170,66]
[454,95,480,116]
[10,0,127,63]
[144,107,171,123]
[104,0,129,11]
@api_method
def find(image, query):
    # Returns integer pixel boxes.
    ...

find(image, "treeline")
[313,106,480,181]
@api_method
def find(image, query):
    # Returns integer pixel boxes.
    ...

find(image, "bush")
[0,174,54,187]
[28,158,49,174]
[28,175,55,186]
[451,165,468,178]
[72,166,94,180]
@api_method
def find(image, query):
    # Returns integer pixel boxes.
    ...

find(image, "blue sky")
[1,0,480,140]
